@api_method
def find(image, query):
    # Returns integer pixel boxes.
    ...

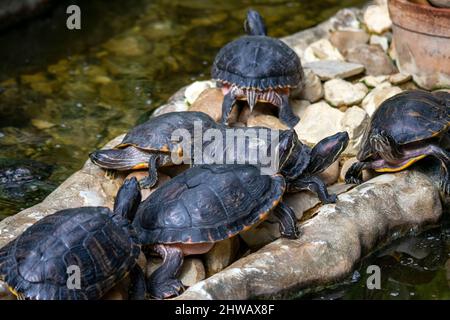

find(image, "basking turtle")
[133,131,348,299]
[89,111,221,188]
[0,178,146,300]
[211,9,304,128]
[345,90,450,194]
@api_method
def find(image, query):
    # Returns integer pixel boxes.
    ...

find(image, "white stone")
[389,73,412,85]
[299,69,324,102]
[361,83,403,116]
[294,101,344,145]
[363,5,392,34]
[359,75,389,88]
[324,79,368,107]
[291,99,311,119]
[184,80,216,105]
[370,34,389,51]
[304,60,365,81]
[303,39,345,63]
[179,258,206,287]
[340,106,370,156]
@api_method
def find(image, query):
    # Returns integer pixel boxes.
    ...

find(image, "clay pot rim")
[389,0,450,38]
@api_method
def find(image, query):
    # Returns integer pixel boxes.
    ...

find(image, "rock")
[389,73,412,85]
[176,171,442,300]
[303,39,345,63]
[363,4,392,34]
[179,258,206,287]
[346,44,398,76]
[361,83,403,116]
[324,79,368,107]
[359,75,389,88]
[290,100,311,119]
[184,80,216,105]
[103,36,147,57]
[31,119,56,130]
[237,105,272,124]
[125,171,171,201]
[298,69,324,102]
[329,30,369,54]
[284,183,353,220]
[247,114,288,130]
[239,215,281,250]
[294,101,344,145]
[204,237,240,277]
[369,35,389,51]
[304,60,364,81]
[340,106,370,156]
[340,157,374,182]
[318,160,340,185]
[190,87,238,123]
[329,8,362,32]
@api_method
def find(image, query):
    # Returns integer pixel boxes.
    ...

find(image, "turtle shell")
[0,207,140,300]
[211,36,303,90]
[358,90,450,161]
[133,164,286,244]
[116,111,220,152]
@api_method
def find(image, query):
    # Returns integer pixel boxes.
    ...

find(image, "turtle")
[0,178,146,300]
[89,111,221,188]
[211,9,304,128]
[132,131,348,299]
[345,90,450,194]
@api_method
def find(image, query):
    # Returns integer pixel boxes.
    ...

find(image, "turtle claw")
[148,278,184,300]
[322,193,338,204]
[344,162,364,185]
[439,178,450,196]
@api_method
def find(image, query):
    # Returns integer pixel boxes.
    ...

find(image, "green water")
[1,0,449,300]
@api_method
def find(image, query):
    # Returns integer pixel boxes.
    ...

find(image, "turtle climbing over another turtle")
[0,178,146,300]
[345,90,450,194]
[211,9,304,128]
[133,131,348,299]
[89,111,221,188]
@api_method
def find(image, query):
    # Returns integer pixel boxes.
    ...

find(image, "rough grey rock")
[304,60,365,81]
[176,171,442,299]
[346,44,398,76]
[330,30,369,55]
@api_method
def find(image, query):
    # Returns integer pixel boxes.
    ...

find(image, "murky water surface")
[1,0,449,299]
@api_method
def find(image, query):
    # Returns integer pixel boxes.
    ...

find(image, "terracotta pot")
[388,0,450,89]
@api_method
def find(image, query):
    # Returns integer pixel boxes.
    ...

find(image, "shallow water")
[1,0,449,300]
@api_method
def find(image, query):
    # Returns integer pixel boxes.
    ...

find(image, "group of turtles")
[0,10,449,300]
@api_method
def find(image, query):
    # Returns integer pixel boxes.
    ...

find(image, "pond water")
[1,0,449,300]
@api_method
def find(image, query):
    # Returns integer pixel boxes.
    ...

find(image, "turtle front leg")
[128,264,147,300]
[426,145,450,195]
[291,175,337,204]
[139,155,160,189]
[147,244,184,299]
[273,202,300,239]
[278,94,299,128]
[221,90,237,126]
[345,161,371,185]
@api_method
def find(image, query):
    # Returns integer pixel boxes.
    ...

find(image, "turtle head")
[306,131,349,175]
[370,129,402,163]
[113,177,142,222]
[244,9,267,36]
